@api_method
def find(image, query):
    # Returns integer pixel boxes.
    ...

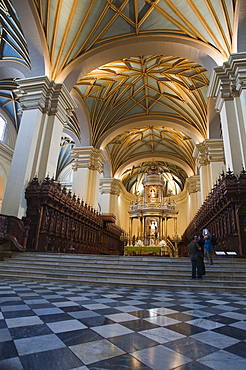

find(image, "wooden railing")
[25,176,124,255]
[0,214,30,251]
[181,169,246,256]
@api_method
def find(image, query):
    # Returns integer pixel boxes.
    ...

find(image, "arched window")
[0,115,6,141]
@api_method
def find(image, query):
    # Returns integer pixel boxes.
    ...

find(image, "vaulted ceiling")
[2,0,240,192]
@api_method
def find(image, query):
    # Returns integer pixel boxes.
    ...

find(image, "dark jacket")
[188,241,200,256]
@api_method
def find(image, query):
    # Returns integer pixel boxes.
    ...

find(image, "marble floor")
[0,280,246,370]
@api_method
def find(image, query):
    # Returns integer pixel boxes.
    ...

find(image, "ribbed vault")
[120,161,187,195]
[75,55,209,148]
[107,126,195,178]
[6,0,238,193]
[32,0,237,80]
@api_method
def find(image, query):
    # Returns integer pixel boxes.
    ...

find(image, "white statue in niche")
[149,220,158,236]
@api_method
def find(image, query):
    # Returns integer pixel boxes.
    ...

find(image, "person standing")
[203,234,214,265]
[197,234,206,276]
[187,236,203,280]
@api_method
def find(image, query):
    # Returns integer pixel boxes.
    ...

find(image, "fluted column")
[209,53,246,174]
[2,76,76,218]
[71,147,106,210]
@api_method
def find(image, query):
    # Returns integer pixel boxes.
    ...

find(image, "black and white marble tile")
[1,279,246,369]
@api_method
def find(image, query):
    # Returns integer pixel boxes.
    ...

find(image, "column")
[173,217,177,236]
[99,178,121,215]
[2,76,76,218]
[186,175,201,221]
[159,217,163,240]
[207,140,225,185]
[194,142,211,201]
[71,147,106,210]
[194,139,225,202]
[209,53,246,175]
[164,217,168,241]
[129,217,133,246]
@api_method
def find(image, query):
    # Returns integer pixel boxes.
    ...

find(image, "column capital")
[71,146,106,173]
[186,175,200,194]
[15,76,77,123]
[209,53,246,111]
[99,178,122,195]
[193,139,224,167]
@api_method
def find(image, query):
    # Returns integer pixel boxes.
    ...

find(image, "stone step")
[0,272,245,292]
[1,262,246,278]
[0,266,245,281]
[0,252,245,292]
[10,252,246,267]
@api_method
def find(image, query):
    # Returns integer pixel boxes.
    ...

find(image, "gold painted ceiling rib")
[186,0,228,58]
[49,0,62,67]
[108,0,136,27]
[120,161,188,192]
[76,56,209,146]
[107,127,196,176]
[136,0,159,28]
[44,0,50,42]
[221,0,234,44]
[205,0,231,52]
[51,0,79,80]
[32,0,237,80]
[134,0,139,34]
[74,2,111,57]
[60,0,97,76]
[161,0,209,42]
[83,0,131,54]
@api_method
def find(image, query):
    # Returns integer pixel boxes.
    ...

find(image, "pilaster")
[2,76,76,218]
[186,175,201,221]
[71,146,106,209]
[209,53,246,174]
[99,178,121,215]
[194,139,225,201]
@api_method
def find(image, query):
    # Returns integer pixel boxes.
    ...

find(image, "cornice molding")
[71,146,106,173]
[208,53,246,112]
[15,76,77,123]
[186,175,200,194]
[99,178,122,195]
[194,139,225,167]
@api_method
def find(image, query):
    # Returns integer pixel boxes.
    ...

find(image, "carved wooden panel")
[182,169,246,256]
[25,176,124,255]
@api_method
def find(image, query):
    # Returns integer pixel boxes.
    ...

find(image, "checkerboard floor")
[1,280,246,370]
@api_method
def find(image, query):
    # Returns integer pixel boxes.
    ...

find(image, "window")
[0,115,6,141]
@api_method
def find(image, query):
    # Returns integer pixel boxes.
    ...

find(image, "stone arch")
[59,36,224,90]
[11,0,47,78]
[98,115,204,151]
[235,0,246,53]
[114,155,194,179]
[70,89,91,146]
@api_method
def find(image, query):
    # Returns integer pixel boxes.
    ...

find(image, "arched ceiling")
[75,55,209,148]
[31,0,237,80]
[121,161,188,195]
[3,0,239,193]
[107,126,195,177]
